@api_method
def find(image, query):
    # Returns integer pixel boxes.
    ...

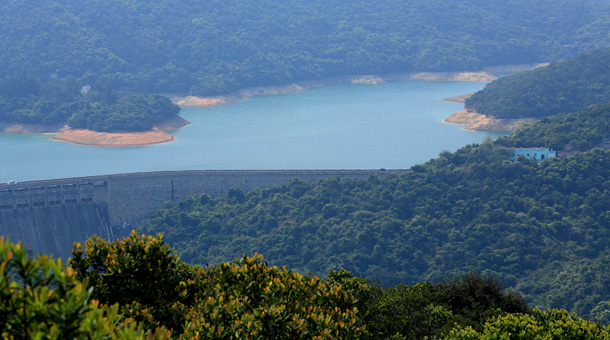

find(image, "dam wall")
[0,169,403,258]
[0,203,113,258]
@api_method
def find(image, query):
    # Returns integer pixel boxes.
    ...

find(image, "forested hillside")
[0,76,180,131]
[1,0,610,96]
[465,48,610,118]
[497,102,610,152]
[142,139,610,321]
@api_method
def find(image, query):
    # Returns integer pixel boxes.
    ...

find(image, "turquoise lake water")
[0,80,507,182]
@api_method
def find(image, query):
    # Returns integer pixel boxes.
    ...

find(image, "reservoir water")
[1,80,507,182]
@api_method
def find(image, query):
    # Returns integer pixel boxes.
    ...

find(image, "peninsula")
[0,76,183,147]
[442,62,550,131]
[50,116,190,147]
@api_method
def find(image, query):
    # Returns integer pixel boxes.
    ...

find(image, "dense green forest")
[141,135,610,322]
[496,102,610,152]
[0,76,180,132]
[1,0,610,96]
[465,48,610,118]
[6,232,610,339]
[6,0,610,336]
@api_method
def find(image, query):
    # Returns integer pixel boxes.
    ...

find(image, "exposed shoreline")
[49,116,190,147]
[443,109,539,131]
[172,70,503,108]
[3,63,545,145]
[442,93,474,103]
[171,63,547,109]
[441,62,549,131]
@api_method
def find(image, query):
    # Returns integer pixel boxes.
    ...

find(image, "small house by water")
[510,148,556,161]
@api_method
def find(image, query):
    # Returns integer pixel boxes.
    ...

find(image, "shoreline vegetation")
[2,64,542,146]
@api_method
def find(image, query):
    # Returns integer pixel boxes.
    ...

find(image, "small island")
[0,76,187,147]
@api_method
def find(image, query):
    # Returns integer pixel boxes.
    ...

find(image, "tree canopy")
[466,48,610,118]
[3,229,604,339]
[496,102,610,152]
[1,0,610,96]
[0,76,180,132]
[141,138,610,322]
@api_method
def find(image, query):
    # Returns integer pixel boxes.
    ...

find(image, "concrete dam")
[0,169,402,259]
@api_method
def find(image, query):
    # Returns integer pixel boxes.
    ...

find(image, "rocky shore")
[442,93,474,103]
[444,109,539,131]
[170,70,502,109]
[440,63,550,131]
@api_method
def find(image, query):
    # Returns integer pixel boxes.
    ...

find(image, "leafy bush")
[181,254,365,339]
[0,236,169,339]
[70,232,367,339]
[70,232,194,333]
[442,308,610,339]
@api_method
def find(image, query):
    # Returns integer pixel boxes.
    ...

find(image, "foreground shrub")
[443,308,610,339]
[0,236,168,339]
[71,232,367,339]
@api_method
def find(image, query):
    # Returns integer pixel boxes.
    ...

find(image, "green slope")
[1,0,610,95]
[0,76,180,131]
[142,139,610,320]
[497,102,610,151]
[466,48,610,118]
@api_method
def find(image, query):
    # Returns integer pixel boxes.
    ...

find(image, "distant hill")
[1,0,610,96]
[465,48,610,119]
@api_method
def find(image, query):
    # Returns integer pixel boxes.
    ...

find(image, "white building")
[510,148,556,161]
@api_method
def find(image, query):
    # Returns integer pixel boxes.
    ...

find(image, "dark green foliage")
[364,282,452,340]
[436,273,530,331]
[466,48,610,119]
[0,76,180,132]
[328,270,530,339]
[68,92,180,132]
[0,237,170,339]
[496,102,610,152]
[1,0,610,96]
[143,144,610,320]
[0,76,81,124]
[70,232,195,333]
[0,76,41,99]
